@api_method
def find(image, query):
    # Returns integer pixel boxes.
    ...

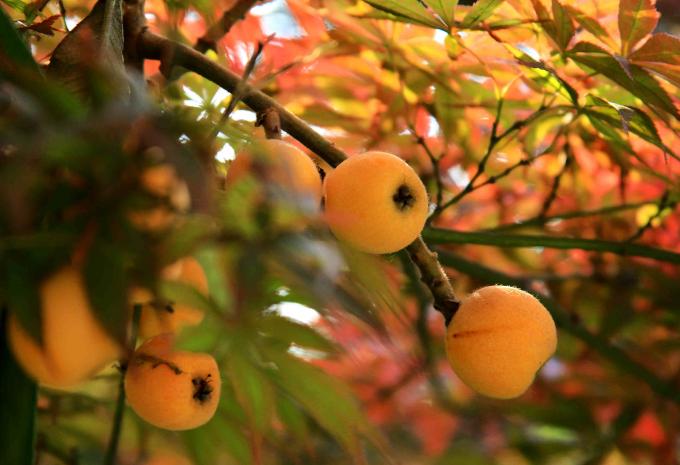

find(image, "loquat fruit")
[323,151,428,254]
[226,139,323,204]
[136,257,208,340]
[124,334,221,431]
[7,266,122,388]
[445,285,557,399]
[129,163,191,232]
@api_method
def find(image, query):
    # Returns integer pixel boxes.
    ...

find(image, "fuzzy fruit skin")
[129,164,191,232]
[226,139,322,202]
[137,257,208,339]
[324,151,428,254]
[125,334,221,431]
[445,286,557,399]
[7,266,122,388]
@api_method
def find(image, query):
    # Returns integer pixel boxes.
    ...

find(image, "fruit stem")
[104,304,142,465]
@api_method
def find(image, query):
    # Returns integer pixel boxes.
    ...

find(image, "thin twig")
[58,0,69,32]
[428,97,507,221]
[538,141,572,218]
[104,305,141,465]
[430,106,577,221]
[413,131,444,209]
[212,38,269,140]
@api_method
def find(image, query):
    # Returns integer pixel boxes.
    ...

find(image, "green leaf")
[84,239,128,344]
[618,0,658,57]
[505,44,578,104]
[159,279,217,316]
[584,107,634,160]
[226,351,275,432]
[46,0,126,97]
[276,395,309,441]
[422,228,680,264]
[460,0,503,28]
[3,256,42,343]
[210,414,253,465]
[1,0,27,13]
[425,0,457,28]
[630,33,680,87]
[363,0,447,29]
[0,5,41,76]
[195,247,232,313]
[568,42,679,119]
[263,349,370,456]
[0,310,37,465]
[584,94,670,154]
[551,0,574,51]
[258,314,336,353]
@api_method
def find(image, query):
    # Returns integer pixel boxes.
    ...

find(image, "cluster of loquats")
[125,260,221,430]
[227,140,558,399]
[126,152,221,430]
[227,140,429,255]
[7,157,222,431]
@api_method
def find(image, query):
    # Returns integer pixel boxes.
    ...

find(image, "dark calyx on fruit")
[192,374,214,403]
[392,184,416,210]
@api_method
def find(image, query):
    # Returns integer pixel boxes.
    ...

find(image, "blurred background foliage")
[1,0,679,464]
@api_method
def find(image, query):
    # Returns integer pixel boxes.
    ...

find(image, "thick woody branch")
[141,31,346,166]
[138,31,460,320]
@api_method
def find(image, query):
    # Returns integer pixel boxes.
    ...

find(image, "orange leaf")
[618,0,659,57]
[630,33,680,87]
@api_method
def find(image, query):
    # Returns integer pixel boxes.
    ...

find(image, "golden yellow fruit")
[445,286,557,399]
[137,257,208,339]
[226,139,322,203]
[125,334,221,431]
[7,266,122,388]
[324,151,428,254]
[129,164,190,232]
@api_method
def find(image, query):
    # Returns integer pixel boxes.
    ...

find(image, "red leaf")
[630,33,680,87]
[19,14,61,36]
[618,0,659,57]
[628,411,666,447]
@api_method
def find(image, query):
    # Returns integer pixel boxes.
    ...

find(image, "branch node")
[256,107,282,139]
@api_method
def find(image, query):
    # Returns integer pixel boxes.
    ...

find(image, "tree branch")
[138,31,460,320]
[140,31,346,166]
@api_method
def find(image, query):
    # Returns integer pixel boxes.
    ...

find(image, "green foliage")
[460,0,503,28]
[0,5,41,75]
[0,310,37,465]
